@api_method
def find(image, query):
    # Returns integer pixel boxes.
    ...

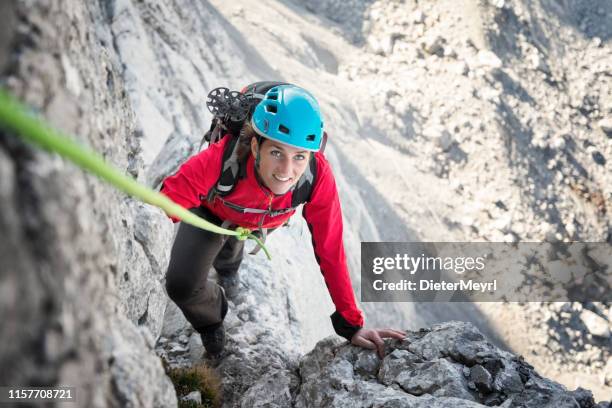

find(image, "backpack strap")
[291,153,317,207]
[214,196,297,217]
[288,131,327,207]
[200,119,224,151]
[206,135,242,202]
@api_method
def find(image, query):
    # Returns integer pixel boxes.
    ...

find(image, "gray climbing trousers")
[164,206,244,331]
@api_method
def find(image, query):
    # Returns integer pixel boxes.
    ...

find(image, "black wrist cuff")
[330,311,362,341]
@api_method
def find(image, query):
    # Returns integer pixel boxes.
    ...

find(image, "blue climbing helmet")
[250,85,324,152]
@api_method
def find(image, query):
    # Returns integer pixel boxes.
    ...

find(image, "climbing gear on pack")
[0,89,272,260]
[201,81,290,150]
[200,87,252,150]
[251,85,324,152]
[206,88,251,123]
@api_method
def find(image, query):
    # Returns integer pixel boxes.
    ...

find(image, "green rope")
[0,89,271,260]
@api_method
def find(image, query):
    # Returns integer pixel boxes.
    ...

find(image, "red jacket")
[160,135,364,338]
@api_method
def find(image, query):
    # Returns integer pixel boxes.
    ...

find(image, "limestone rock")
[580,310,611,338]
[598,117,612,136]
[476,50,503,69]
[182,391,202,405]
[470,364,493,392]
[423,36,445,55]
[424,125,454,152]
[294,322,598,407]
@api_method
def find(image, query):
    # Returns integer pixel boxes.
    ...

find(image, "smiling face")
[250,137,311,195]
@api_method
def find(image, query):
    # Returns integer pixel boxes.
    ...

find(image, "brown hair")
[236,121,264,163]
[236,121,253,162]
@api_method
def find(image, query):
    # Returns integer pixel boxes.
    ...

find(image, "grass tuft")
[162,358,222,408]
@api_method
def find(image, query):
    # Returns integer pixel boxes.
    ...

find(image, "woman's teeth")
[273,174,291,182]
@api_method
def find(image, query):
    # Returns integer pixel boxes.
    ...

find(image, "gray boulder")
[294,322,603,408]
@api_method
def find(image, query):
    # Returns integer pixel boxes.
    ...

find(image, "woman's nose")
[277,157,292,175]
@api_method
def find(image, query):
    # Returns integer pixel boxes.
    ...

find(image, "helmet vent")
[266,94,278,100]
[278,124,290,134]
[306,134,315,141]
[265,104,277,113]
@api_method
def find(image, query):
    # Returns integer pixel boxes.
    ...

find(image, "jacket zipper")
[259,192,274,231]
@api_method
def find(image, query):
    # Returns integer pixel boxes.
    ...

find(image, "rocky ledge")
[159,317,610,407]
[296,321,610,408]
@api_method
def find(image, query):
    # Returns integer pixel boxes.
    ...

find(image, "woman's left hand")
[351,328,407,358]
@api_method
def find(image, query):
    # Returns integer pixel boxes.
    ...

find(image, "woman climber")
[160,82,405,357]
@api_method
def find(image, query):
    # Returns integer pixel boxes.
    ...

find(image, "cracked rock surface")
[295,322,609,408]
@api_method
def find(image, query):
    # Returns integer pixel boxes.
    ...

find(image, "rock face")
[1,0,262,405]
[296,322,609,408]
[160,312,610,407]
[2,0,611,407]
[0,0,197,406]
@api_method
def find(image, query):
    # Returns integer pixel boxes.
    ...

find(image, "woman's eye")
[271,150,282,158]
[294,154,306,161]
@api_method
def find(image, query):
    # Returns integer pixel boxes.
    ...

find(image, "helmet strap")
[255,135,262,169]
